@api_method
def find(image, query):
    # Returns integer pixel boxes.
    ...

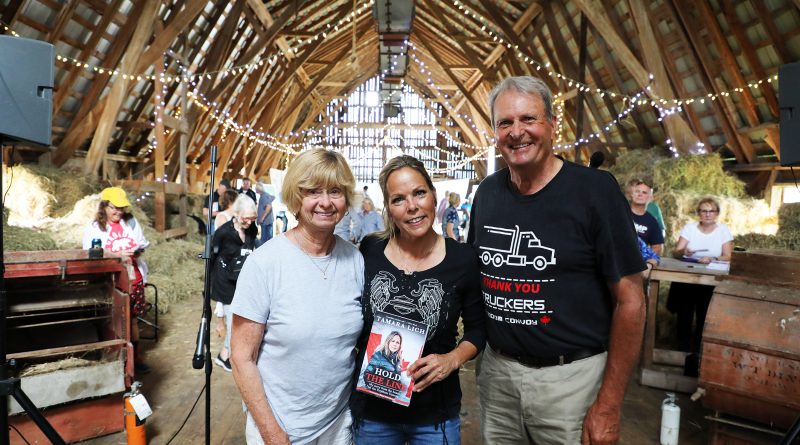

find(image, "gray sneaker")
[214,355,232,372]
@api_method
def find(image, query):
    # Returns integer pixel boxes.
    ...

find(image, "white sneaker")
[214,355,232,372]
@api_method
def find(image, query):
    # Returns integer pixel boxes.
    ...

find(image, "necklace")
[290,231,334,279]
[392,236,440,275]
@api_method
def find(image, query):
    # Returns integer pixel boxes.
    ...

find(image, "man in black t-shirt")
[468,76,645,445]
[628,178,664,255]
[238,178,257,204]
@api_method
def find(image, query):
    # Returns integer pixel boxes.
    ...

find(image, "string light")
[0,2,375,84]
[447,1,778,106]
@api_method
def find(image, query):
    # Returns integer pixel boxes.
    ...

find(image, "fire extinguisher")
[660,392,680,445]
[124,381,147,445]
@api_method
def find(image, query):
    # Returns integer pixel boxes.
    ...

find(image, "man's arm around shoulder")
[582,272,645,445]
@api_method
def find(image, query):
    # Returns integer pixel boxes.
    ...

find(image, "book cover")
[356,310,428,406]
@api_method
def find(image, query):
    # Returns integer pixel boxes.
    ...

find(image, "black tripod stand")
[192,144,218,445]
[0,136,67,445]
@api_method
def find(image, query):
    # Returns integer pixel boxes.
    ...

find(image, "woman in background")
[442,192,461,241]
[213,188,241,337]
[210,195,258,372]
[354,197,384,244]
[83,187,150,373]
[214,189,240,229]
[668,197,733,356]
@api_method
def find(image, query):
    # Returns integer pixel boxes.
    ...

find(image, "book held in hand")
[356,310,428,406]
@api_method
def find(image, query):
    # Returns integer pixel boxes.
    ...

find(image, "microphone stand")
[192,144,217,445]
[1,135,67,444]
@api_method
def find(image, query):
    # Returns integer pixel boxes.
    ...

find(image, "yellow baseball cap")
[100,187,131,208]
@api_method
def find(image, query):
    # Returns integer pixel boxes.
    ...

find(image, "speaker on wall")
[779,61,800,167]
[0,35,54,146]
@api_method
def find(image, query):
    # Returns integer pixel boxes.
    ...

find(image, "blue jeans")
[354,417,460,445]
[259,222,273,245]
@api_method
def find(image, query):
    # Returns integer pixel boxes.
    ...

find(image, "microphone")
[192,315,207,369]
[589,151,605,169]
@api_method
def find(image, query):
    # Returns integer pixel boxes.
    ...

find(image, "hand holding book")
[408,352,459,392]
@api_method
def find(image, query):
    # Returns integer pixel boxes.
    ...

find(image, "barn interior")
[1,0,799,444]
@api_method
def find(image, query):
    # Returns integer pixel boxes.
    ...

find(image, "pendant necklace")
[394,236,439,275]
[291,231,334,279]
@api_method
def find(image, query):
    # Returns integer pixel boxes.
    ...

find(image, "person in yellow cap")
[82,187,151,373]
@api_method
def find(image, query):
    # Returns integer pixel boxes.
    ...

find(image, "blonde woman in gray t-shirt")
[231,149,364,445]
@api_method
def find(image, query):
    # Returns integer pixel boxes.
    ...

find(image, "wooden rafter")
[83,0,160,175]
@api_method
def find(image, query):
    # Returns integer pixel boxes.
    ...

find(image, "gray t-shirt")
[232,233,364,444]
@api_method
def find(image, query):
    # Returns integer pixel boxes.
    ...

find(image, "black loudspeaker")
[0,36,54,146]
[779,61,800,167]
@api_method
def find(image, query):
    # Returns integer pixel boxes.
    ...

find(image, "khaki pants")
[477,346,606,445]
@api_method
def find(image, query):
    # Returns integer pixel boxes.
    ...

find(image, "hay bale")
[654,153,746,198]
[607,148,670,189]
[778,203,800,234]
[3,223,58,251]
[20,357,95,377]
[25,164,100,217]
[2,165,54,226]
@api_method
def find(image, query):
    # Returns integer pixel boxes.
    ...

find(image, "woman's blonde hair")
[375,155,437,240]
[448,192,460,207]
[696,197,721,214]
[281,149,356,215]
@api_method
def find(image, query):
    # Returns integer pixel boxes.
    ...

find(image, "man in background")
[628,178,664,256]
[256,182,274,246]
[239,178,257,204]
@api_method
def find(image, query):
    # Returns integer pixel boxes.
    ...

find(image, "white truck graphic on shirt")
[479,225,556,271]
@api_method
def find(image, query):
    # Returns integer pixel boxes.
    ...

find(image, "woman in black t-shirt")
[352,155,485,445]
[210,195,257,372]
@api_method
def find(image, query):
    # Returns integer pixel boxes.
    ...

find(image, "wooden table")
[640,257,729,393]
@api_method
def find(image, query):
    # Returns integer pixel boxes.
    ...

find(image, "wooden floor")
[78,296,710,445]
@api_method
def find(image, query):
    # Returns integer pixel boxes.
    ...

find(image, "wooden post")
[153,55,167,232]
[574,13,588,165]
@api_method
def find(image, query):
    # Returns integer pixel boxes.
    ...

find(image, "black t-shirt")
[467,160,645,357]
[632,211,664,246]
[239,188,257,204]
[351,236,486,425]
[202,191,221,211]
[210,219,256,304]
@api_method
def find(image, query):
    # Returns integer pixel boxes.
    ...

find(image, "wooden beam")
[415,33,492,130]
[594,0,654,146]
[670,0,752,162]
[0,0,24,30]
[244,7,351,121]
[132,0,207,78]
[653,2,710,145]
[693,0,761,127]
[83,0,159,175]
[751,1,791,63]
[44,0,78,43]
[627,0,700,154]
[153,55,167,231]
[763,127,780,161]
[718,0,780,117]
[51,0,146,165]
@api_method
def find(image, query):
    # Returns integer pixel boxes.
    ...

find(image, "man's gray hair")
[488,76,554,127]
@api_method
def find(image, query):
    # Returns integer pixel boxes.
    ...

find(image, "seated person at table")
[628,178,664,255]
[667,197,733,355]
